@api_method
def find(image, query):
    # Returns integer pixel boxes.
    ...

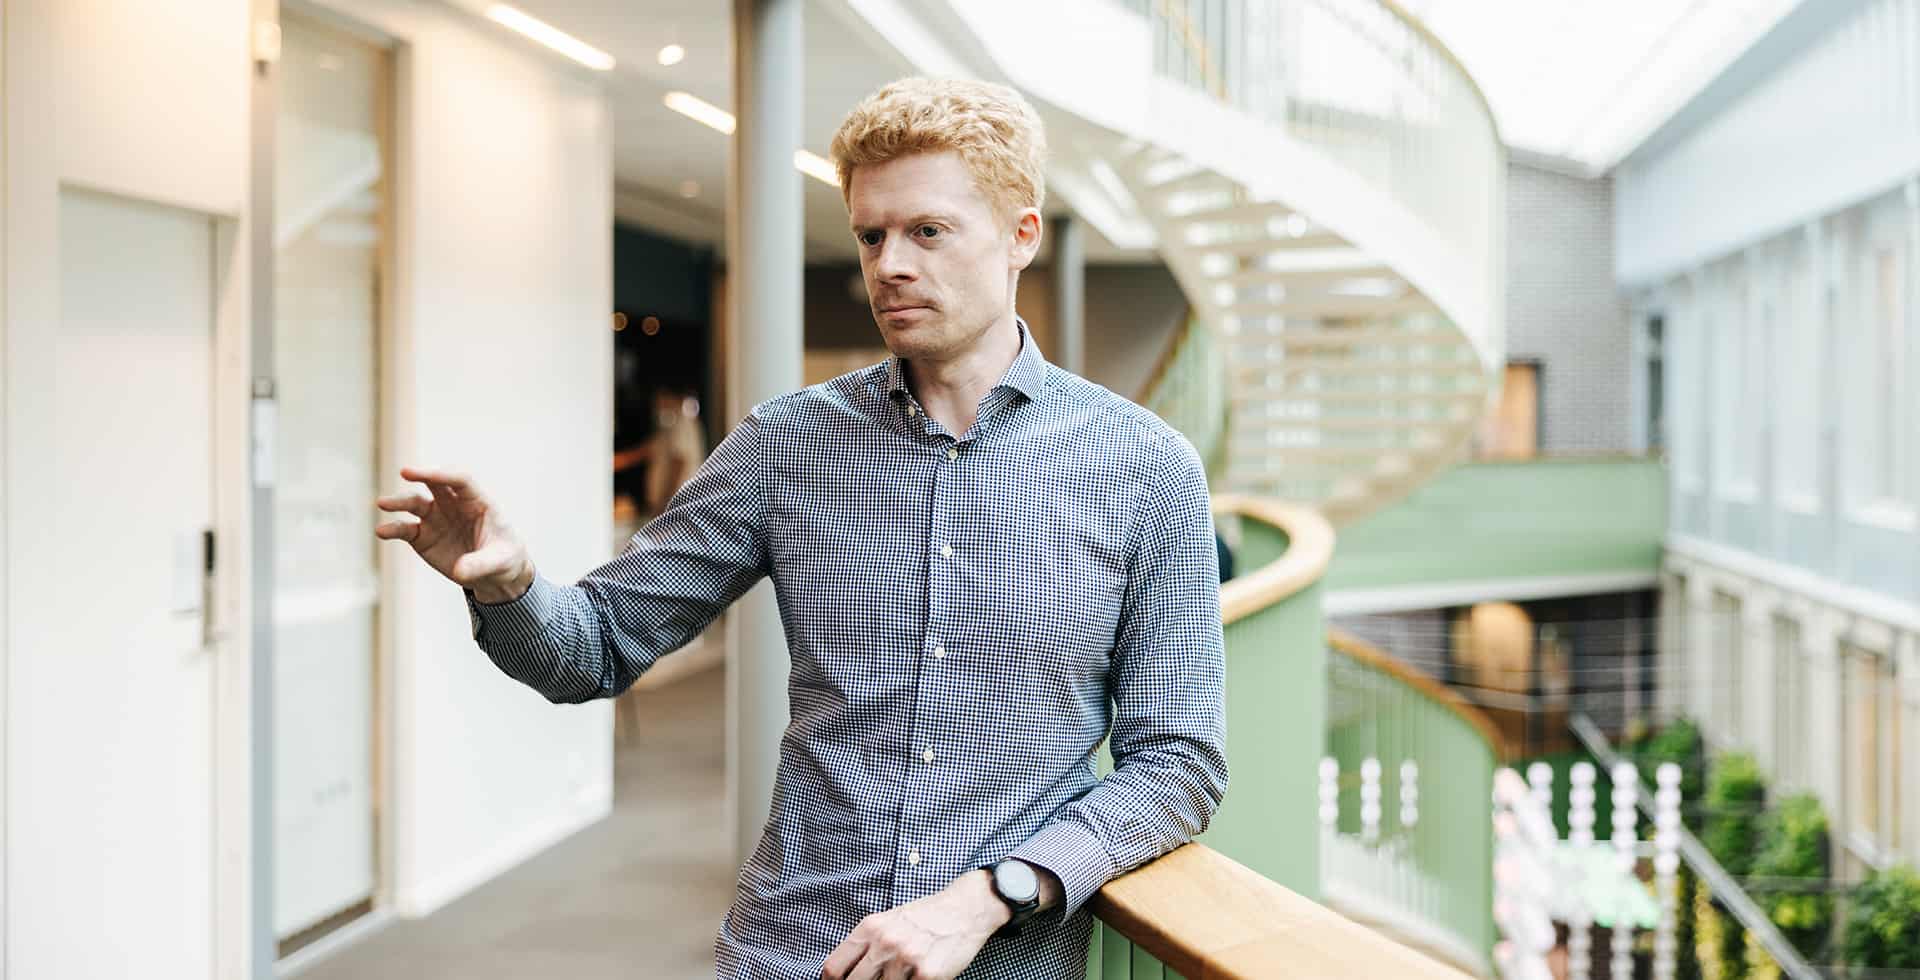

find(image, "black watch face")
[995,859,1040,905]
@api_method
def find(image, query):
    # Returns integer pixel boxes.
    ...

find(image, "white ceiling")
[1397,0,1806,174]
[462,0,1799,252]
[452,0,1150,262]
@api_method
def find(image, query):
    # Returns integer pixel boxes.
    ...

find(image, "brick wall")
[1505,161,1632,454]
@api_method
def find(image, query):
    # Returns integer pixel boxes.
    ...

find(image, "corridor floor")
[297,663,735,980]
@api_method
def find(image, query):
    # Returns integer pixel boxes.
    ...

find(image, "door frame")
[260,1,406,967]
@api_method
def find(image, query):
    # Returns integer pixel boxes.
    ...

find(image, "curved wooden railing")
[1321,629,1501,973]
[1214,495,1334,625]
[1089,843,1472,979]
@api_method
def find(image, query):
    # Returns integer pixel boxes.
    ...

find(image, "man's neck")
[904,316,1022,437]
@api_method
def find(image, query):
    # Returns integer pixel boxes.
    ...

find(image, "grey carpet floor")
[298,664,734,980]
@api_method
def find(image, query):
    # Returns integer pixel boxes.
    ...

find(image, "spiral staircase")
[879,0,1508,525]
[1120,145,1498,525]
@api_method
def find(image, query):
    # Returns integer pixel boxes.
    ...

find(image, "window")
[1714,260,1759,494]
[1843,643,1899,853]
[1646,314,1666,453]
[1873,244,1909,503]
[1711,591,1743,746]
[1772,615,1805,788]
[1776,237,1818,503]
[1842,191,1915,514]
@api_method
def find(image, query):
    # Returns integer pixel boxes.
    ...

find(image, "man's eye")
[915,225,942,239]
[858,231,883,247]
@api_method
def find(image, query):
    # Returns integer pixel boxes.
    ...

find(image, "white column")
[1568,761,1597,980]
[726,0,804,867]
[1653,762,1684,980]
[1610,762,1639,980]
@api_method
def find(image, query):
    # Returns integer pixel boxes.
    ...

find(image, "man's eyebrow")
[850,212,961,234]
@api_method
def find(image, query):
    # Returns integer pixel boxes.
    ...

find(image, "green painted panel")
[1324,458,1667,592]
[1100,925,1132,979]
[1131,944,1164,978]
[1326,648,1497,960]
[1205,575,1326,896]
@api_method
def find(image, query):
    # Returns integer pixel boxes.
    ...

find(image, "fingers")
[822,937,867,980]
[374,520,419,542]
[376,494,431,517]
[395,463,470,490]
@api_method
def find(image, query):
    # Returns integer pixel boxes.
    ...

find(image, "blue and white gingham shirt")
[467,321,1228,979]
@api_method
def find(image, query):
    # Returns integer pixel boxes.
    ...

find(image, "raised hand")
[375,467,533,604]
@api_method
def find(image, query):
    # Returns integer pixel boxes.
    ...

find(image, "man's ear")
[1009,208,1043,271]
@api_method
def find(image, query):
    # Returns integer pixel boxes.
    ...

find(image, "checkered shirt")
[467,322,1228,979]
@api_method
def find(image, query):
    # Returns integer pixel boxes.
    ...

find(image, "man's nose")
[874,237,917,282]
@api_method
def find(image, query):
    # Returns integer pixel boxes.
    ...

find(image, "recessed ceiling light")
[679,180,700,199]
[486,5,615,71]
[663,91,736,134]
[793,150,838,187]
[658,44,685,66]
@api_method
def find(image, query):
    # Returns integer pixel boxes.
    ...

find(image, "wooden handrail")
[1327,627,1509,760]
[1213,495,1334,626]
[1091,843,1474,979]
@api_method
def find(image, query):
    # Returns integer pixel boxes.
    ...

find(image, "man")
[375,77,1227,980]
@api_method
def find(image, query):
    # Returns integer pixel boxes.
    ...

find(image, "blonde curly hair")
[829,77,1047,222]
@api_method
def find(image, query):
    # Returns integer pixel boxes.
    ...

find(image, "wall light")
[487,5,615,71]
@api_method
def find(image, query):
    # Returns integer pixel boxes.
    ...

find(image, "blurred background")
[2,0,1915,978]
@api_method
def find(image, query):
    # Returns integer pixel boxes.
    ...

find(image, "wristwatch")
[981,858,1042,938]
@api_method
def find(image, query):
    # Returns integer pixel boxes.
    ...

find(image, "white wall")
[4,0,257,976]
[316,0,616,917]
[1615,0,1920,287]
[5,0,615,972]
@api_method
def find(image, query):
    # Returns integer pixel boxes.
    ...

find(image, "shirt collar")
[884,317,1049,403]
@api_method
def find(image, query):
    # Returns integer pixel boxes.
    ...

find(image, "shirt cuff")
[1006,820,1114,923]
[464,574,557,643]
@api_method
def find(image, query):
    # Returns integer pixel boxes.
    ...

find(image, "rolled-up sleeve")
[1009,432,1229,920]
[468,409,771,703]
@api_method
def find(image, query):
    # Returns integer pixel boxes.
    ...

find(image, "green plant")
[1703,751,1767,877]
[1742,930,1779,980]
[1696,875,1734,980]
[1750,793,1832,957]
[1676,864,1702,980]
[1633,718,1706,826]
[1841,864,1920,969]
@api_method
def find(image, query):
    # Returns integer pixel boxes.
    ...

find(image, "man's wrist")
[959,869,1014,934]
[470,561,534,605]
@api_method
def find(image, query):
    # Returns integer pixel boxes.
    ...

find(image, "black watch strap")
[980,859,1043,939]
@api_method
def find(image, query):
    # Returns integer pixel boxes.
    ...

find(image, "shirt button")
[940,545,954,559]
[946,447,958,461]
[908,848,921,866]
[908,404,917,416]
[922,747,935,764]
[934,646,946,659]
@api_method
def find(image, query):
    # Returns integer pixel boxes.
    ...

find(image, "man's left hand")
[820,869,1008,980]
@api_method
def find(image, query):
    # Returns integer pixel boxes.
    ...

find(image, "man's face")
[846,150,1040,363]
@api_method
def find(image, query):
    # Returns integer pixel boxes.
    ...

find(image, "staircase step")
[1146,168,1236,196]
[1234,415,1465,431]
[1213,263,1398,288]
[1195,233,1348,256]
[1167,200,1295,226]
[1230,388,1487,406]
[1233,358,1486,378]
[1240,326,1459,348]
[1229,445,1427,462]
[1225,294,1437,318]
